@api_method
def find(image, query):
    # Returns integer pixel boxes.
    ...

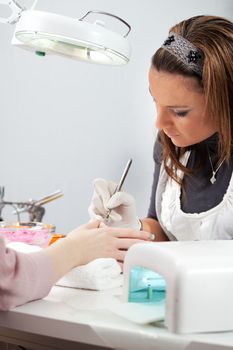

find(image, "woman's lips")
[164,131,180,138]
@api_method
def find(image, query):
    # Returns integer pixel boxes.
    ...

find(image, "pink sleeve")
[0,237,55,311]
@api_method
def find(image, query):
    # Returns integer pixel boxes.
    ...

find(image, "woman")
[89,15,233,241]
[0,221,151,310]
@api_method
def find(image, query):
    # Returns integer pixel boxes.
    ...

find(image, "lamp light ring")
[79,10,131,38]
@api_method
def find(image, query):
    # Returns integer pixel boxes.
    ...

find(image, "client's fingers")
[77,220,101,230]
[105,227,152,241]
[116,238,149,250]
[115,250,127,262]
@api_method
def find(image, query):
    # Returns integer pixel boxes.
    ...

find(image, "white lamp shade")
[12,10,131,65]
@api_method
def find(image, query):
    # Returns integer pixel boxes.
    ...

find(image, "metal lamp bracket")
[0,0,37,24]
[0,0,24,24]
[79,11,131,38]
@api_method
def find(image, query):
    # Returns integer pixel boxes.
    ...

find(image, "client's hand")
[46,221,152,281]
[68,220,151,267]
[88,178,141,230]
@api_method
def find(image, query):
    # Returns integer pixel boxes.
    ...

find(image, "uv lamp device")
[123,241,233,334]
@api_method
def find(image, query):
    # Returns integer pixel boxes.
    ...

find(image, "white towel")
[56,258,123,290]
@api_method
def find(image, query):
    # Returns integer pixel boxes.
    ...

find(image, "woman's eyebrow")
[167,105,191,108]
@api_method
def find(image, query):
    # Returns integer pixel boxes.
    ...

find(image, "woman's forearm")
[141,218,169,241]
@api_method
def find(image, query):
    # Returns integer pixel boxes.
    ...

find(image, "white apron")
[156,152,233,240]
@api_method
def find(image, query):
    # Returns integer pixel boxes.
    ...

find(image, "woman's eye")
[173,110,189,117]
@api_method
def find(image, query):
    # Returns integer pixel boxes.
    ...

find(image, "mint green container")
[128,266,166,303]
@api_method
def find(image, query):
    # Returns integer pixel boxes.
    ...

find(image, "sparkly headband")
[162,32,204,76]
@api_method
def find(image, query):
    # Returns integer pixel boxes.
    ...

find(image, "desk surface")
[0,286,233,350]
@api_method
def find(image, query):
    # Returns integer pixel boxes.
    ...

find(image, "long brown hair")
[152,15,233,185]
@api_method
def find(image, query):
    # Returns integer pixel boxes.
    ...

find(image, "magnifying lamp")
[0,1,131,65]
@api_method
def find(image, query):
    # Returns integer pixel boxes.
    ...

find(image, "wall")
[0,0,232,233]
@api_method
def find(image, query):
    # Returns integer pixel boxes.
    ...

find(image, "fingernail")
[150,234,155,241]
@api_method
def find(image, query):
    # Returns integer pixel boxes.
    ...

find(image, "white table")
[0,286,233,350]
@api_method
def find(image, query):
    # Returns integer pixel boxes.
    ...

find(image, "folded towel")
[56,258,123,291]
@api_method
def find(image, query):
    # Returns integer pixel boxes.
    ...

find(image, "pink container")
[0,222,53,248]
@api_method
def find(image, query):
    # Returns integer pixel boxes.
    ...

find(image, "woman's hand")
[88,178,141,230]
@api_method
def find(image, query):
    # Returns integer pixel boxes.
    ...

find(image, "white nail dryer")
[122,240,233,334]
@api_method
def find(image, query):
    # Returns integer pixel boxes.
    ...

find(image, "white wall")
[1,0,233,233]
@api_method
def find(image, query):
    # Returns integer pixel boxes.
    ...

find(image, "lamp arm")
[0,0,37,24]
[0,0,24,24]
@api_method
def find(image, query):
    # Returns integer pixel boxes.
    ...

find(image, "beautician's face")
[148,67,218,147]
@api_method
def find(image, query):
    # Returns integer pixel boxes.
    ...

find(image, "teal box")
[128,266,166,304]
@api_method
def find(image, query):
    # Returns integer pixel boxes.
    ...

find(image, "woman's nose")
[155,108,171,130]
